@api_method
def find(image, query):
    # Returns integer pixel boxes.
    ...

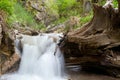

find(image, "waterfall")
[0,33,67,80]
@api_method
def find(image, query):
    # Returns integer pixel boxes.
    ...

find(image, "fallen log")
[62,0,120,77]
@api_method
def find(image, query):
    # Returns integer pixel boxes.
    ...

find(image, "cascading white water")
[0,33,67,80]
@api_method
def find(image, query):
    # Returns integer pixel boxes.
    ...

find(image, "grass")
[7,3,45,30]
[6,0,93,31]
[52,1,93,30]
[80,12,93,27]
[52,17,68,25]
[0,0,14,15]
[56,0,118,30]
[3,0,118,31]
[57,0,76,13]
[113,0,118,8]
[99,0,118,8]
[45,0,59,17]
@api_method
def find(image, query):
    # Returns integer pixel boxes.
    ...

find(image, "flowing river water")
[0,33,67,80]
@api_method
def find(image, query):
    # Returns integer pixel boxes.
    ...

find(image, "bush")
[8,3,45,29]
[0,0,15,15]
[80,12,93,27]
[45,0,59,16]
[99,0,118,8]
[113,0,118,8]
[57,0,76,12]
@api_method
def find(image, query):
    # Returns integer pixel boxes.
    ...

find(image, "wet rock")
[0,11,16,75]
[0,53,20,75]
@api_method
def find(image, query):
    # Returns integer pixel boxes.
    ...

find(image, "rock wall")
[0,11,19,75]
[21,0,59,27]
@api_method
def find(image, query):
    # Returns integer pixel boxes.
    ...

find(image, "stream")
[66,65,119,80]
[0,33,119,80]
[0,33,67,80]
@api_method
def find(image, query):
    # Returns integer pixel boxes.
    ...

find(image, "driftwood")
[62,0,120,77]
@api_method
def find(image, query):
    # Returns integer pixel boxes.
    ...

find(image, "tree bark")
[62,0,120,77]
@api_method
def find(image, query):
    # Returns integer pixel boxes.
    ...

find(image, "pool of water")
[66,65,119,80]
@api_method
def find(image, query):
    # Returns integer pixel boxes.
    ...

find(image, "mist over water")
[0,33,67,80]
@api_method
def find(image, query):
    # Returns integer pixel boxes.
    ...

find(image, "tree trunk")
[62,0,120,77]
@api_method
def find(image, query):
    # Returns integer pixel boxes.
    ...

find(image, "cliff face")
[22,0,59,27]
[0,11,19,75]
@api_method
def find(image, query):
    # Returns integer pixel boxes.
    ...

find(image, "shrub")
[113,0,118,8]
[0,0,15,15]
[8,3,45,29]
[45,0,59,16]
[57,0,77,12]
[79,12,93,27]
[99,0,118,8]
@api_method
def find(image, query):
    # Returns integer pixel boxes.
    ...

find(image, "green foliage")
[61,2,82,16]
[8,3,45,29]
[44,0,77,18]
[51,0,92,29]
[99,0,118,8]
[80,12,93,26]
[0,0,94,31]
[57,0,76,13]
[113,0,118,8]
[44,0,81,29]
[99,0,106,6]
[0,0,15,15]
[53,17,68,25]
[80,14,93,26]
[45,0,59,16]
